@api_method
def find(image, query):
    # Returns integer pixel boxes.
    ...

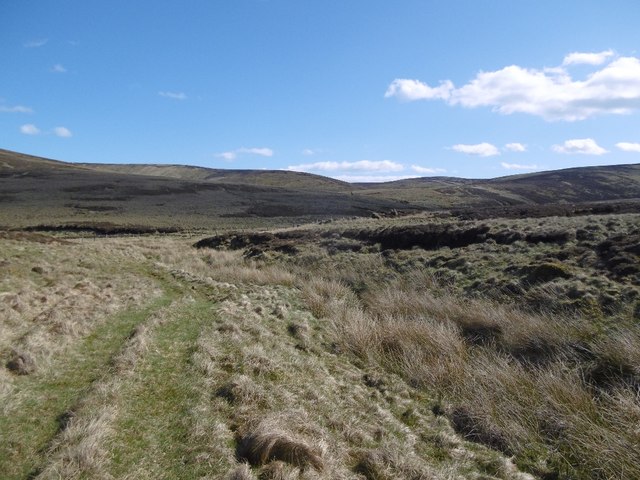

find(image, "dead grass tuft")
[375,317,467,389]
[258,460,299,480]
[448,406,512,455]
[217,375,264,405]
[227,462,256,480]
[286,322,310,351]
[586,331,640,392]
[302,277,358,319]
[5,349,36,375]
[352,447,439,480]
[236,419,324,472]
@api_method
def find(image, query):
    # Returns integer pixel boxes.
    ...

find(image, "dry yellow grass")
[6,223,635,479]
[307,263,640,479]
[237,418,325,471]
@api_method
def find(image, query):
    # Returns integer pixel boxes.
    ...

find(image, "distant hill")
[355,165,640,208]
[1,148,639,230]
[0,149,413,230]
[79,163,354,192]
[78,158,640,208]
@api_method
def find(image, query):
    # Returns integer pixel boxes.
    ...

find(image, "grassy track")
[107,298,218,479]
[0,294,175,479]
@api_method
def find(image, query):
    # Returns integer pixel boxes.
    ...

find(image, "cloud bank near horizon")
[385,51,640,121]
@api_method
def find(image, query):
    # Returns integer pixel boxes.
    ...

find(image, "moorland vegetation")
[1,149,639,479]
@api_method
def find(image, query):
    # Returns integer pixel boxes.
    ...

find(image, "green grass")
[0,294,175,479]
[107,298,218,479]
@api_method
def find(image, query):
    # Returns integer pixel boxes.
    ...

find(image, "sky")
[2,0,640,181]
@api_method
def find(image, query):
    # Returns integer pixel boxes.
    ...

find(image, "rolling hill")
[1,148,640,230]
[78,162,354,192]
[356,164,640,208]
[0,149,414,230]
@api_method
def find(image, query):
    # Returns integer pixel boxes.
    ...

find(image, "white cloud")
[451,143,500,157]
[501,162,539,170]
[288,160,404,173]
[158,91,187,100]
[0,104,33,113]
[504,143,527,152]
[562,50,614,66]
[334,174,417,183]
[216,151,237,161]
[51,64,67,73]
[20,124,40,135]
[302,148,316,156]
[237,147,273,157]
[24,39,48,48]
[53,126,72,138]
[616,142,640,152]
[386,53,640,121]
[552,138,608,155]
[411,165,446,174]
[384,79,453,101]
[216,147,274,161]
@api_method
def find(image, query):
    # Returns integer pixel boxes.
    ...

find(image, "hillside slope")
[2,148,640,229]
[356,164,640,208]
[0,149,412,229]
[79,163,354,192]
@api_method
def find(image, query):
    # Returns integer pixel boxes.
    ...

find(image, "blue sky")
[2,1,640,181]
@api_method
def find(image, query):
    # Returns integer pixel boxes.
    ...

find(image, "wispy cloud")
[217,151,237,161]
[53,126,72,138]
[19,124,72,137]
[158,91,187,100]
[411,165,446,174]
[334,174,417,183]
[385,79,453,101]
[216,147,274,161]
[451,143,500,157]
[287,160,407,183]
[288,160,403,173]
[386,52,640,121]
[20,124,40,135]
[237,147,273,157]
[302,148,317,156]
[552,138,608,155]
[562,49,614,66]
[501,162,539,171]
[0,104,33,113]
[24,38,48,48]
[616,142,640,153]
[504,143,527,152]
[51,64,67,73]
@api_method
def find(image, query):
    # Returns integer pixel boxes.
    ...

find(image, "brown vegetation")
[236,419,324,471]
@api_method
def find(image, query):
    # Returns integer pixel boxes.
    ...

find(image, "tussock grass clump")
[162,247,296,287]
[236,418,324,472]
[227,463,256,480]
[6,349,36,375]
[302,277,358,319]
[309,261,640,479]
[287,321,310,351]
[375,317,467,389]
[35,408,116,480]
[586,330,640,392]
[351,447,441,480]
[449,406,512,455]
[217,375,264,405]
[258,460,301,479]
